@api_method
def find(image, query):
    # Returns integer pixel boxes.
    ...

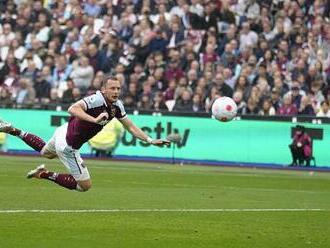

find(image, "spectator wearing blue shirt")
[84,0,102,17]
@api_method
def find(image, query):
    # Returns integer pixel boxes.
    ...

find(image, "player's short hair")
[102,75,120,87]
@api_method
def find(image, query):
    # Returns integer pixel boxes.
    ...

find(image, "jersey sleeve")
[114,100,127,119]
[82,92,104,110]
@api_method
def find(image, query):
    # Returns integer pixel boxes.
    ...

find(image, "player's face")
[102,79,121,102]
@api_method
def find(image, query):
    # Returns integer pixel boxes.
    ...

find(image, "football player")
[0,77,170,192]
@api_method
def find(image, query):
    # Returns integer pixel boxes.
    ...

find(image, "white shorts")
[44,123,90,181]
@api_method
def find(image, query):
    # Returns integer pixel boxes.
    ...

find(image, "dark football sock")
[21,133,46,152]
[40,172,78,190]
[39,171,57,182]
[8,127,22,136]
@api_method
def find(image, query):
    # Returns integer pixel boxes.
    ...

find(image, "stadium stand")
[0,0,329,116]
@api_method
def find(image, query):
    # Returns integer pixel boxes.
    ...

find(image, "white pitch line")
[0,209,326,213]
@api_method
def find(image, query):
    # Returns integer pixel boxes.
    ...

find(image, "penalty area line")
[0,208,326,213]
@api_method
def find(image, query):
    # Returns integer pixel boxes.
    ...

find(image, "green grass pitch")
[0,155,329,248]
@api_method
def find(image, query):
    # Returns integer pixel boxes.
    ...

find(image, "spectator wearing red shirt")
[277,94,298,115]
[164,60,184,82]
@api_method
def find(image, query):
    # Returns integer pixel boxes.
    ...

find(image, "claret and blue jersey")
[66,90,127,149]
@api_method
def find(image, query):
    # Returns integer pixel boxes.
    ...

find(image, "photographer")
[289,125,312,166]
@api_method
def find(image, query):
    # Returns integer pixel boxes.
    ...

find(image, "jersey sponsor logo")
[87,96,96,104]
[110,106,116,118]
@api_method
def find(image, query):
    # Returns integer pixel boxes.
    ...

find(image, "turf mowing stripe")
[0,209,326,213]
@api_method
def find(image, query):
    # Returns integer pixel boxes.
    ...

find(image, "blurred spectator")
[21,60,38,82]
[277,94,298,115]
[70,56,94,93]
[165,60,184,82]
[0,53,19,82]
[137,94,152,110]
[61,79,75,104]
[34,67,51,103]
[166,22,185,49]
[239,22,258,51]
[270,88,282,112]
[202,44,218,66]
[316,100,330,117]
[123,82,139,109]
[51,54,72,89]
[233,90,247,114]
[47,88,60,110]
[15,78,36,108]
[72,87,81,102]
[285,82,305,109]
[149,28,168,55]
[234,75,251,101]
[174,77,193,100]
[191,93,203,112]
[0,87,12,107]
[259,98,276,116]
[0,23,15,47]
[86,71,103,96]
[173,89,193,112]
[1,39,27,62]
[0,0,327,119]
[298,95,315,116]
[187,69,198,89]
[241,97,260,115]
[84,0,102,17]
[163,79,176,101]
[87,43,109,72]
[253,63,273,87]
[209,72,233,98]
[151,91,167,111]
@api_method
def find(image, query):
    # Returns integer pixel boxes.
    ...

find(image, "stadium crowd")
[0,0,330,117]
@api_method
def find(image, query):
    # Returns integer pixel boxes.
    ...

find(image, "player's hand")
[151,139,171,147]
[94,112,109,125]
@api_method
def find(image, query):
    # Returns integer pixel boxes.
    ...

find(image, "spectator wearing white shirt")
[20,50,43,73]
[0,23,15,47]
[234,0,260,24]
[35,13,51,43]
[239,22,258,51]
[189,0,204,17]
[70,56,94,92]
[170,0,186,18]
[245,0,260,20]
[316,100,330,117]
[261,18,276,41]
[25,21,50,47]
[1,38,27,62]
[150,4,171,25]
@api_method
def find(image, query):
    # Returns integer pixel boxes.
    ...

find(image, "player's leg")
[27,123,91,192]
[27,164,91,192]
[40,135,57,159]
[55,148,92,192]
[0,119,46,153]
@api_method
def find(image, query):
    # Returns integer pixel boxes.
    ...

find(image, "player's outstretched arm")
[120,117,170,147]
[68,100,108,124]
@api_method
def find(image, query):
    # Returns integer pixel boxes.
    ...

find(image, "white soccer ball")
[212,97,237,122]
